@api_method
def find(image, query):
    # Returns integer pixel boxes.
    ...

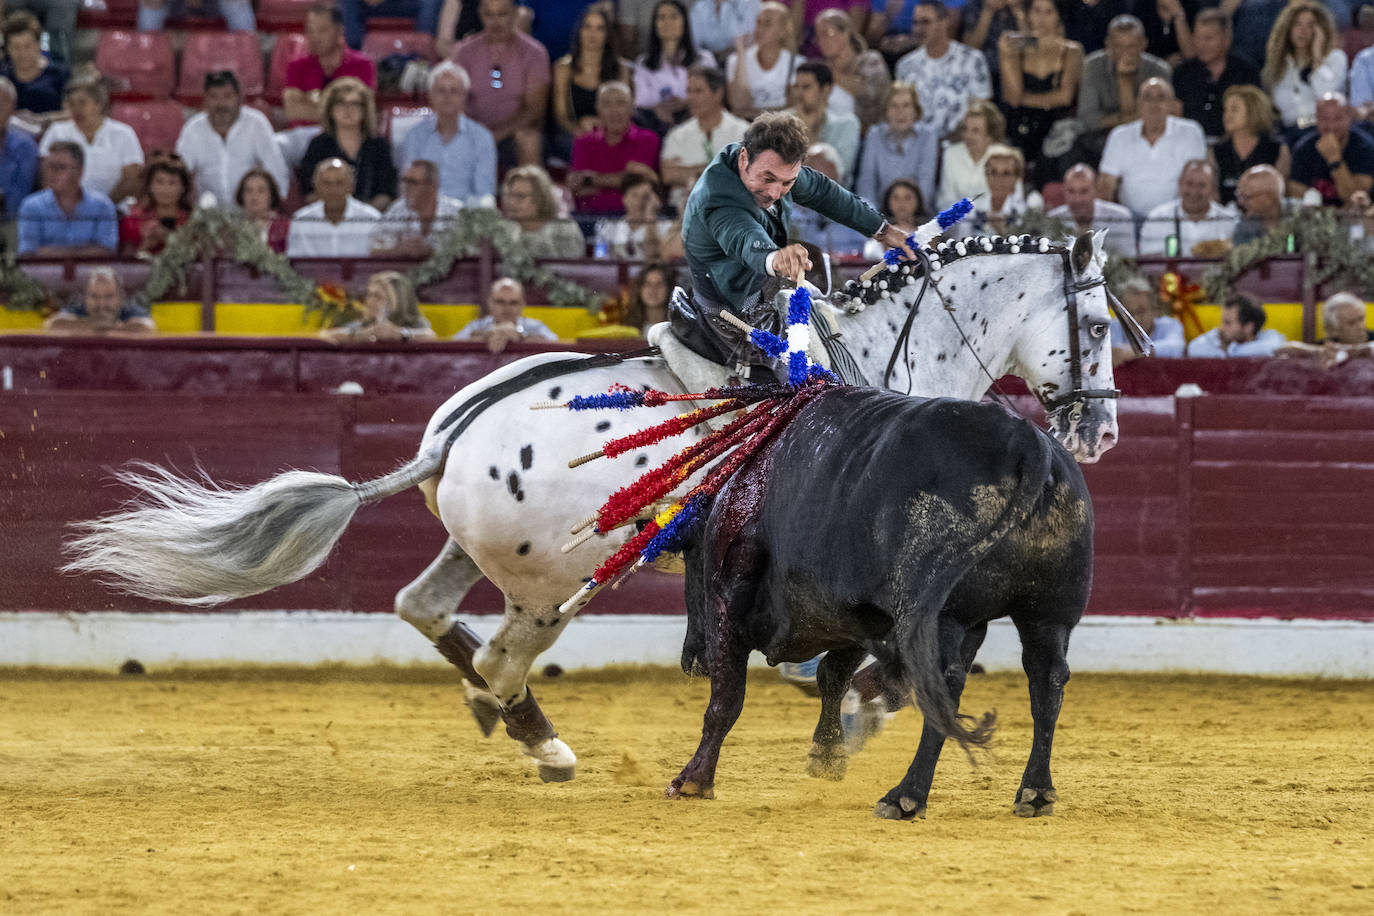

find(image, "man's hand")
[874,223,919,261]
[1316,132,1344,165]
[772,243,812,280]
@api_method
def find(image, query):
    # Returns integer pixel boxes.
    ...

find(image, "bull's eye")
[1089,322,1108,339]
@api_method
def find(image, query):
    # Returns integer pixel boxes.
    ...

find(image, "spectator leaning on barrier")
[286,158,381,257]
[1186,291,1287,357]
[498,164,587,258]
[1138,159,1239,257]
[1277,290,1374,365]
[178,71,291,210]
[1109,274,1185,366]
[454,277,558,352]
[659,65,749,204]
[43,267,156,336]
[569,81,661,215]
[452,0,552,168]
[1048,162,1138,257]
[398,62,497,206]
[1172,9,1260,141]
[894,0,992,140]
[1,11,69,125]
[320,271,436,342]
[373,159,463,256]
[1098,77,1207,218]
[0,77,39,223]
[17,140,117,257]
[299,76,398,212]
[39,77,143,205]
[1289,93,1374,207]
[280,3,378,167]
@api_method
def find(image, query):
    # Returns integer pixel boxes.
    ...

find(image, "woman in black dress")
[298,76,397,211]
[1209,83,1290,206]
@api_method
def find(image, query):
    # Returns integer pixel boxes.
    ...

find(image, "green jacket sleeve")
[703,201,777,277]
[791,166,885,237]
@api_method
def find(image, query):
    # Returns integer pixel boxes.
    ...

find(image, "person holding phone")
[118,155,194,257]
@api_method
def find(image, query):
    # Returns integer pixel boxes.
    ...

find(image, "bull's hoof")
[873,795,925,820]
[538,763,576,783]
[805,743,847,780]
[464,689,502,738]
[1013,786,1057,817]
[665,777,715,800]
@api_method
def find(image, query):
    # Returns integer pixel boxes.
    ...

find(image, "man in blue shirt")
[0,77,39,223]
[17,140,117,256]
[397,61,498,206]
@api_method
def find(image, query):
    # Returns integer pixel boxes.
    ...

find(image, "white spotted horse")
[65,231,1141,783]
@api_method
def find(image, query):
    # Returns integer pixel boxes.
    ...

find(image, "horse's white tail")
[64,449,442,606]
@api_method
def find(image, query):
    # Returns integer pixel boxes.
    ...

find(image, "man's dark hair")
[687,64,725,95]
[307,2,344,25]
[916,0,948,19]
[796,60,833,89]
[741,111,809,166]
[620,171,659,195]
[1226,292,1266,331]
[204,70,240,94]
[47,139,84,169]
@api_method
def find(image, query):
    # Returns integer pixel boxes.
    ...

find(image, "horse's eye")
[1089,322,1108,339]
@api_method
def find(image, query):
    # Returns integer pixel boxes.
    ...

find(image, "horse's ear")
[1071,231,1094,275]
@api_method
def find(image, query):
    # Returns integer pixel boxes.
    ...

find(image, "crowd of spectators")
[2,0,1373,345]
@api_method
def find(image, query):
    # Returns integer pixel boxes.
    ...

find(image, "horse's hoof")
[666,778,714,800]
[538,763,576,783]
[1013,786,1057,817]
[874,795,924,820]
[805,745,847,780]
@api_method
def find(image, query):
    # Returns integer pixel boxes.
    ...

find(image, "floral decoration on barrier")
[1201,207,1374,304]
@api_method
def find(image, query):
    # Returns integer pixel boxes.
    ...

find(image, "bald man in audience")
[1232,164,1289,245]
[286,158,381,257]
[1097,77,1207,218]
[1046,164,1137,256]
[454,278,558,353]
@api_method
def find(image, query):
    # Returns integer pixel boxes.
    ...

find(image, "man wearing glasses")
[451,0,550,167]
[17,141,117,257]
[396,61,497,204]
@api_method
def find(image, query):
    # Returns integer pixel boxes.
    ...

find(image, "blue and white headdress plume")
[861,197,975,285]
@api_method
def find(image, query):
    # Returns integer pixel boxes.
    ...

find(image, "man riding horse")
[673,111,919,380]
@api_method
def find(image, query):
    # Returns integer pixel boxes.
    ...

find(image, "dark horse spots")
[517,542,531,555]
[520,445,534,471]
[548,386,562,400]
[535,619,545,627]
[488,466,500,481]
[507,472,520,496]
[596,420,611,433]
[635,455,649,467]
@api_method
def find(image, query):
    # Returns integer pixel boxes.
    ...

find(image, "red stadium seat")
[111,99,188,156]
[177,32,265,101]
[1040,181,1066,211]
[77,0,139,29]
[362,30,438,64]
[257,0,316,30]
[266,33,311,104]
[95,30,176,99]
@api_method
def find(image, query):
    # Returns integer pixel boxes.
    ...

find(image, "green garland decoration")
[1010,209,1139,292]
[1201,207,1374,304]
[0,250,52,312]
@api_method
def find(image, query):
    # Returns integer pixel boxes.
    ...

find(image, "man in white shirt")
[1187,292,1286,357]
[893,0,991,139]
[286,158,381,257]
[1137,159,1238,256]
[454,277,558,353]
[1047,164,1137,257]
[373,159,463,256]
[661,65,749,201]
[176,70,291,207]
[1097,78,1207,218]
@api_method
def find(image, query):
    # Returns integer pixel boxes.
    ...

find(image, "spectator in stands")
[453,0,551,167]
[1232,163,1290,243]
[235,168,290,253]
[725,1,798,119]
[866,0,925,65]
[43,267,155,336]
[17,141,117,257]
[813,8,889,129]
[856,81,937,212]
[1187,291,1287,356]
[998,0,1083,183]
[499,164,586,257]
[341,0,442,51]
[614,0,660,57]
[1262,0,1346,141]
[956,143,1027,238]
[1289,93,1374,207]
[1348,1,1374,61]
[299,77,397,211]
[691,0,761,59]
[0,11,66,125]
[435,0,485,58]
[5,0,75,64]
[1172,9,1260,141]
[119,155,193,257]
[660,65,748,202]
[1076,14,1170,156]
[373,159,463,256]
[1109,274,1185,365]
[553,3,633,159]
[1067,0,1195,63]
[1210,83,1291,206]
[1352,41,1374,119]
[569,81,661,214]
[1098,77,1207,218]
[789,142,870,255]
[286,158,382,256]
[1138,159,1238,257]
[37,78,143,205]
[625,261,675,332]
[320,271,436,342]
[397,63,497,206]
[1230,0,1288,73]
[138,0,254,32]
[1048,162,1138,256]
[936,98,1005,209]
[1277,290,1374,365]
[281,3,378,168]
[593,172,673,259]
[960,0,1026,90]
[790,62,860,181]
[178,72,291,210]
[455,276,558,351]
[862,176,929,259]
[895,1,992,139]
[0,76,38,224]
[633,1,712,137]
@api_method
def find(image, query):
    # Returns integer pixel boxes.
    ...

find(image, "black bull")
[675,388,1093,819]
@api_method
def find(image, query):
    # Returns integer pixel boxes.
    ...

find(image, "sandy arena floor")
[1,665,1371,915]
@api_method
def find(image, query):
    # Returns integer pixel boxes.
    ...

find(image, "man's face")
[1316,99,1350,138]
[623,181,661,219]
[305,11,342,57]
[315,164,354,206]
[792,72,825,113]
[1178,166,1214,214]
[429,72,467,118]
[479,0,516,39]
[43,151,81,194]
[1107,29,1145,73]
[1219,304,1256,344]
[1193,21,1227,65]
[685,74,720,121]
[204,84,241,128]
[1123,290,1157,335]
[738,149,801,209]
[1236,173,1280,219]
[597,89,632,135]
[1064,170,1096,220]
[488,281,524,323]
[1139,80,1173,127]
[1326,303,1368,344]
[85,277,122,323]
[985,155,1019,199]
[911,5,940,46]
[401,164,436,210]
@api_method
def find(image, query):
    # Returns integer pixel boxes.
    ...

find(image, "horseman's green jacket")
[681,143,884,310]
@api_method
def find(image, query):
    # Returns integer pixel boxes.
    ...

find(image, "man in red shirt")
[569,81,660,214]
[452,0,550,167]
[278,3,379,167]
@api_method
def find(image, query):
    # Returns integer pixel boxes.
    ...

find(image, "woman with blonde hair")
[856,82,937,211]
[1262,1,1346,139]
[936,98,1013,209]
[726,1,797,118]
[499,165,587,258]
[298,76,398,211]
[320,271,436,342]
[1209,83,1291,206]
[812,8,890,129]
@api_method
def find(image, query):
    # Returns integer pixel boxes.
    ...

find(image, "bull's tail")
[63,445,444,606]
[897,428,1055,756]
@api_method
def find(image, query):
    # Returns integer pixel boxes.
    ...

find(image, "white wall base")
[1,612,1371,677]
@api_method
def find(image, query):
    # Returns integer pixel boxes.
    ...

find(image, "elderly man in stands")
[373,159,463,257]
[454,277,557,353]
[1098,77,1206,219]
[397,62,497,206]
[1047,163,1136,256]
[1232,164,1290,244]
[789,61,860,183]
[1,77,39,229]
[1278,291,1374,366]
[177,71,290,208]
[43,268,156,336]
[279,3,378,167]
[568,81,660,215]
[1289,93,1374,208]
[1187,292,1287,357]
[287,158,381,257]
[17,141,116,257]
[660,66,748,205]
[1138,159,1238,256]
[1110,274,1184,366]
[452,0,550,167]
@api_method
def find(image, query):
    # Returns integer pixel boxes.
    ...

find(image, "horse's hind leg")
[806,646,865,780]
[1011,617,1072,817]
[394,538,501,737]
